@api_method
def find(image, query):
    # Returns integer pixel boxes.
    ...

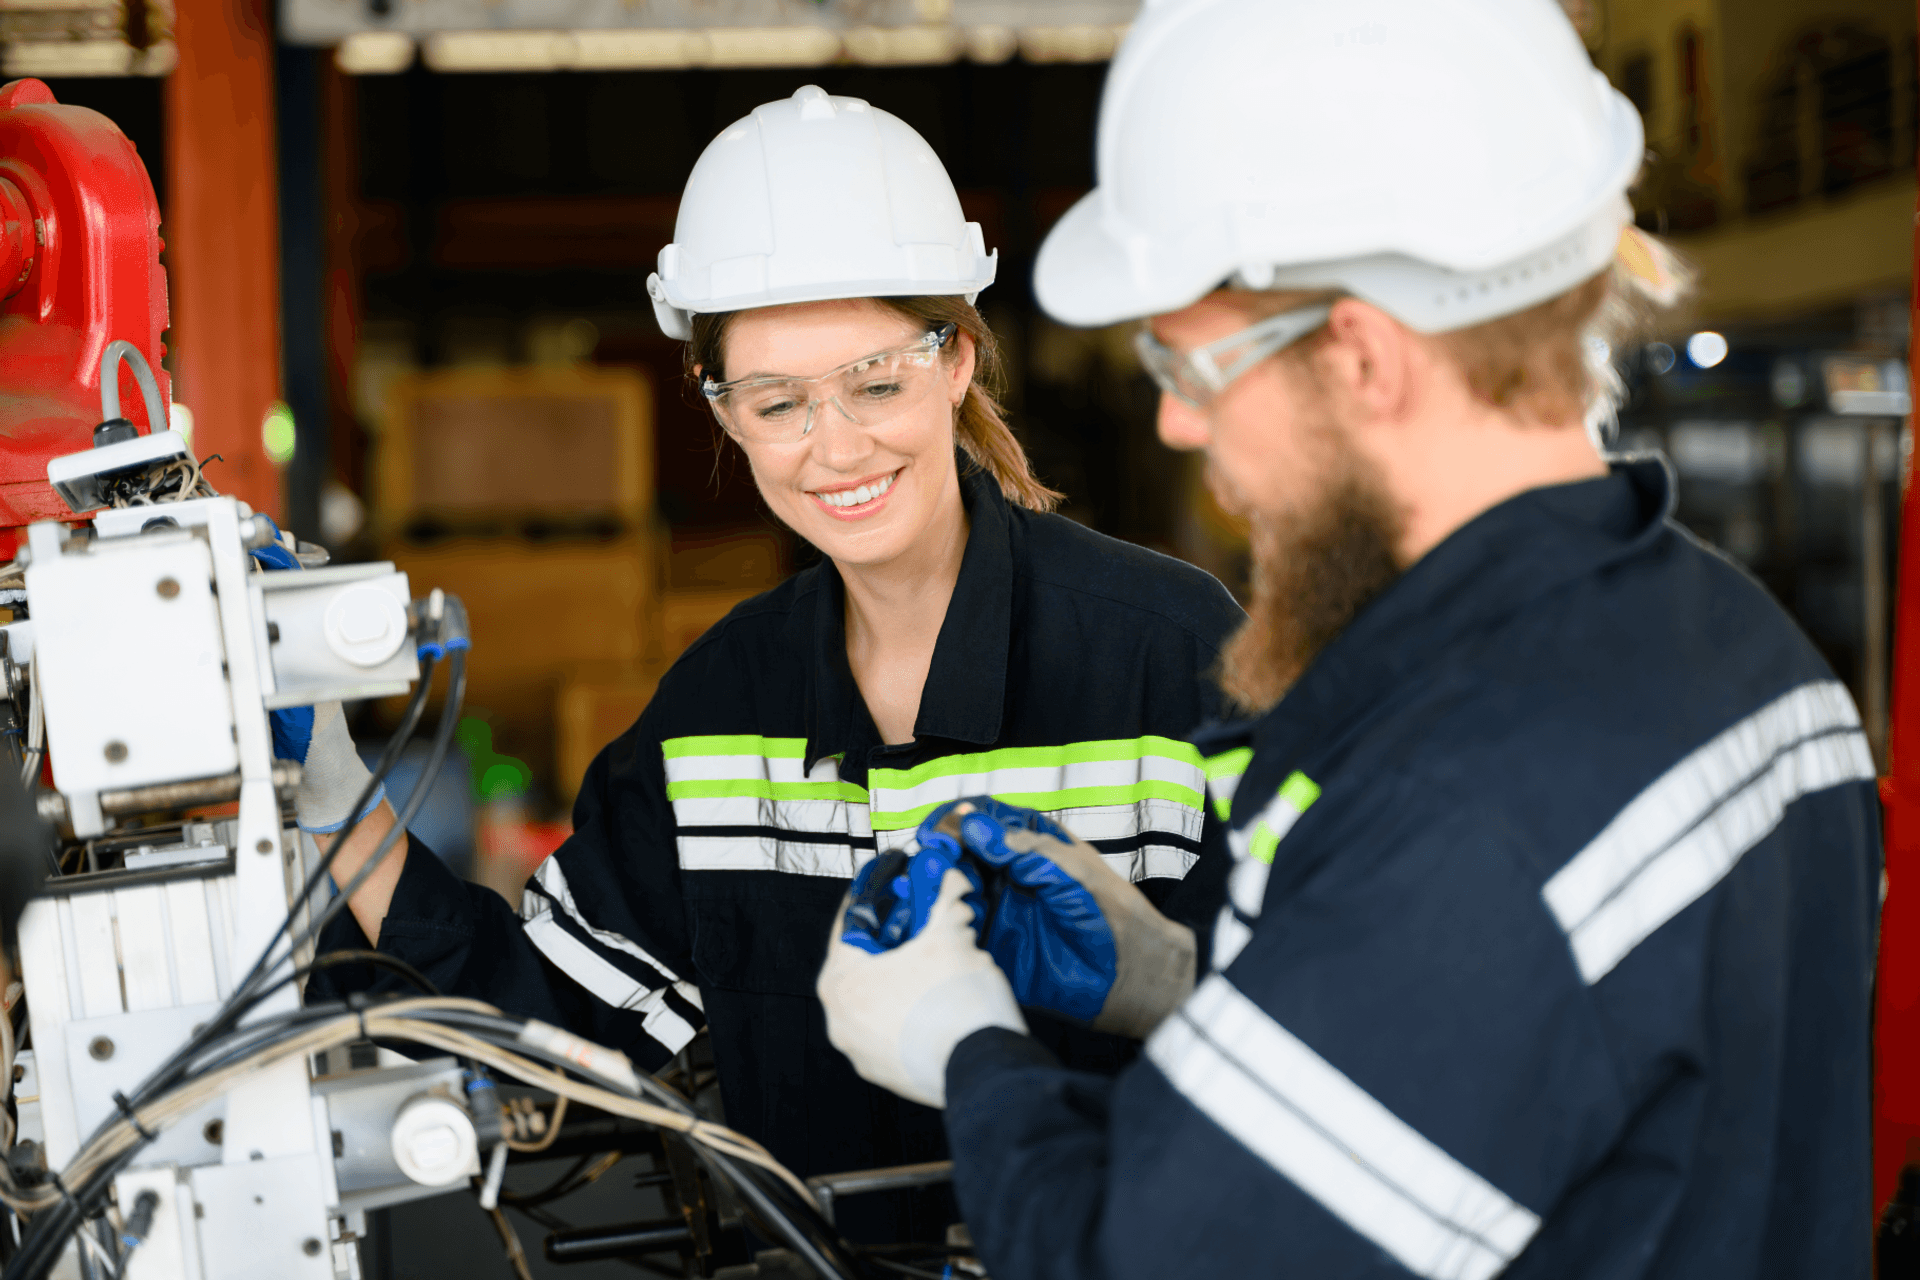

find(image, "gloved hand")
[945,798,1196,1039]
[819,867,1026,1108]
[248,517,386,837]
[272,701,384,835]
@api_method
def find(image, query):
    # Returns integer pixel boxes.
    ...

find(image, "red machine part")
[0,78,170,551]
[1875,133,1920,1217]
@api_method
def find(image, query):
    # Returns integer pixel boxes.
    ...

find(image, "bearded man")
[816,1,1881,1276]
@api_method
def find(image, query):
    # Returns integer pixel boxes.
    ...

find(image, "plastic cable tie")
[47,1171,81,1219]
[515,1020,641,1094]
[416,641,445,661]
[445,636,471,652]
[111,1091,156,1142]
[346,991,372,1043]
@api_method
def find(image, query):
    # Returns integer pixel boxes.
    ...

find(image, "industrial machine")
[0,81,975,1280]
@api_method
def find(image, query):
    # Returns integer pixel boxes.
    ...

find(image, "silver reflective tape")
[1148,975,1539,1280]
[1544,680,1873,983]
[522,916,699,1053]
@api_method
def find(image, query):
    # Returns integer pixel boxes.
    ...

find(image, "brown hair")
[1265,230,1690,427]
[1429,273,1613,425]
[685,296,1063,512]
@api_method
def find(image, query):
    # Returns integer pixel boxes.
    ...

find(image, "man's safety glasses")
[703,324,958,444]
[1133,304,1332,410]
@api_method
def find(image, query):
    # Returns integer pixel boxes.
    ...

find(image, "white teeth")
[816,472,895,509]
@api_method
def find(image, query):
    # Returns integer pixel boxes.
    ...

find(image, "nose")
[1156,392,1212,452]
[807,395,871,467]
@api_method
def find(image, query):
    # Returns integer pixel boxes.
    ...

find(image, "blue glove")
[949,800,1117,1024]
[841,839,986,956]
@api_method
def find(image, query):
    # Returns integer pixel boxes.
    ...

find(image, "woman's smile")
[809,468,903,519]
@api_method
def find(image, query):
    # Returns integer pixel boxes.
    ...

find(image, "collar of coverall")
[1192,454,1681,830]
[803,461,1013,772]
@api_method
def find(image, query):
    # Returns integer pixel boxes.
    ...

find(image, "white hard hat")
[1035,0,1646,333]
[648,85,998,340]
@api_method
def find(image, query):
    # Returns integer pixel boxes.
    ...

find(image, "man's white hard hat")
[1034,0,1646,333]
[648,85,998,340]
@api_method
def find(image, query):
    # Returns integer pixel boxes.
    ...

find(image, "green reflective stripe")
[1249,824,1282,865]
[871,780,1206,832]
[1203,747,1253,781]
[665,778,868,804]
[662,735,807,760]
[1278,770,1321,813]
[1241,771,1320,865]
[1203,747,1254,819]
[869,736,1203,789]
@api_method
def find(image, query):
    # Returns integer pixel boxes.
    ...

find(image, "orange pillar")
[164,0,283,520]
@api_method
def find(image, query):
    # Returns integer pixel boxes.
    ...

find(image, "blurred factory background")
[0,0,1911,905]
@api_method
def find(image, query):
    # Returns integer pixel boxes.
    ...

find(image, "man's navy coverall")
[945,459,1881,1279]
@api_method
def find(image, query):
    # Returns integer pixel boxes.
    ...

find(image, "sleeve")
[941,794,1628,1280]
[311,702,705,1073]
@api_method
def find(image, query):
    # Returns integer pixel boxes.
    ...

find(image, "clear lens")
[707,330,951,443]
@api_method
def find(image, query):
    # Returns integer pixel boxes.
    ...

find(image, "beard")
[1215,421,1405,717]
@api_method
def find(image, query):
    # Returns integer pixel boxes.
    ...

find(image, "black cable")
[2,646,451,1280]
[299,649,465,948]
[282,950,440,999]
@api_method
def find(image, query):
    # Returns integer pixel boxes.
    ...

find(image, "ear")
[946,331,977,406]
[1312,298,1415,426]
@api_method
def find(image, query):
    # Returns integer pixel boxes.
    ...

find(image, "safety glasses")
[703,324,958,444]
[1133,304,1332,410]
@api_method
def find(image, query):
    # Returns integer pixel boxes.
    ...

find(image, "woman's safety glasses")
[703,323,958,444]
[1133,304,1332,410]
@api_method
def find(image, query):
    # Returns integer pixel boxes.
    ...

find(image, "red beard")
[1215,432,1404,716]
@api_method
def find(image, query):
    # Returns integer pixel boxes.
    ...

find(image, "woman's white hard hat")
[1034,0,1647,334]
[648,85,998,340]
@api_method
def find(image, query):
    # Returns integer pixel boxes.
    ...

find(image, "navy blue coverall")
[315,465,1243,1240]
[944,459,1881,1279]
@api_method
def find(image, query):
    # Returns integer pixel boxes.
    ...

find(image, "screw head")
[87,1036,113,1061]
[203,1119,223,1146]
[103,741,127,763]
[255,838,273,855]
[303,1239,322,1257]
[155,576,179,600]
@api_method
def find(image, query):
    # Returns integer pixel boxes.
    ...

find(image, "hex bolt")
[155,577,179,600]
[303,1239,322,1257]
[87,1036,113,1061]
[103,741,127,763]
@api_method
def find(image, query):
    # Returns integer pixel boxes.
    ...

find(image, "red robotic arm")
[0,77,170,547]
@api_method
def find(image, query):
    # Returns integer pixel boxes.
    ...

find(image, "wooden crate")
[385,534,655,796]
[375,366,653,533]
[554,662,671,805]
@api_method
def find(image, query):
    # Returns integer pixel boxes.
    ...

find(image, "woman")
[304,86,1243,1240]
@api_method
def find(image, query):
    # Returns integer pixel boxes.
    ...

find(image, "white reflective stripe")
[674,836,878,879]
[662,752,824,785]
[523,915,700,1052]
[1099,845,1200,882]
[668,794,876,838]
[1212,905,1253,970]
[1050,798,1204,845]
[1228,856,1270,917]
[1208,772,1243,817]
[1226,787,1309,865]
[522,858,694,999]
[1149,975,1540,1280]
[869,754,1207,819]
[1544,680,1874,983]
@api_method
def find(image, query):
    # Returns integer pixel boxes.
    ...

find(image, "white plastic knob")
[323,584,407,668]
[390,1095,478,1187]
